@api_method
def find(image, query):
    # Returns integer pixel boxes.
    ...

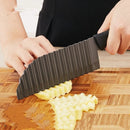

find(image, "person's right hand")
[1,36,55,76]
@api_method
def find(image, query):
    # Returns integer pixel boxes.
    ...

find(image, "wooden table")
[0,68,130,130]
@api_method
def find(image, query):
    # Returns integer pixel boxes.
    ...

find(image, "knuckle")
[19,39,31,49]
[37,35,50,42]
[37,35,45,39]
[105,14,110,20]
[115,23,124,31]
[23,38,33,44]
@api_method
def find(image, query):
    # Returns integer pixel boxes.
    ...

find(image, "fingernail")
[106,47,116,55]
[24,64,28,68]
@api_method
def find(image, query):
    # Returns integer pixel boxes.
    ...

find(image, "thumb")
[98,9,113,34]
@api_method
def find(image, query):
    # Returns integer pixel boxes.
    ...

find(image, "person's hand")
[98,0,130,54]
[1,36,55,76]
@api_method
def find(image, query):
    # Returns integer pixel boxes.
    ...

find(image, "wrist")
[0,11,28,47]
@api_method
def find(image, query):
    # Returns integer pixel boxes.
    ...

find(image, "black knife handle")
[93,30,109,50]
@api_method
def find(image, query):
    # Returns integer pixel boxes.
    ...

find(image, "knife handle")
[93,30,109,50]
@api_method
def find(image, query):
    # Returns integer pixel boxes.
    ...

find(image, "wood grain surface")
[0,68,130,130]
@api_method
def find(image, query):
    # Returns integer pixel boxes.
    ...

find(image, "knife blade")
[17,30,108,99]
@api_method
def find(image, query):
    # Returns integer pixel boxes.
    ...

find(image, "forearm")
[0,0,27,47]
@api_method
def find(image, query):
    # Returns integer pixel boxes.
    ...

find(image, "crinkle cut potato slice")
[49,93,98,130]
[35,80,98,130]
[35,80,72,100]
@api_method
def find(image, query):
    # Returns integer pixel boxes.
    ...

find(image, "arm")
[0,0,27,46]
[0,0,55,76]
[98,0,130,54]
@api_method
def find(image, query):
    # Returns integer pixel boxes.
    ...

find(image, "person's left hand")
[98,0,130,54]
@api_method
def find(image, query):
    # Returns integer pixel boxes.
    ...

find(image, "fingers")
[35,36,56,53]
[118,31,130,54]
[98,9,114,33]
[10,57,25,76]
[17,48,34,65]
[98,9,121,55]
[22,38,47,58]
[106,26,121,55]
[106,21,130,54]
[101,0,130,55]
[98,15,110,33]
[3,36,55,76]
[22,36,55,58]
[28,42,47,58]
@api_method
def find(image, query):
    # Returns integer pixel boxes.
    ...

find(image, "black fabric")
[36,0,119,47]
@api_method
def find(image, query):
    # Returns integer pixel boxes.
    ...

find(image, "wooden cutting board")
[0,68,130,130]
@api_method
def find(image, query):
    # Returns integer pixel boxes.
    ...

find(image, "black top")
[36,0,119,46]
